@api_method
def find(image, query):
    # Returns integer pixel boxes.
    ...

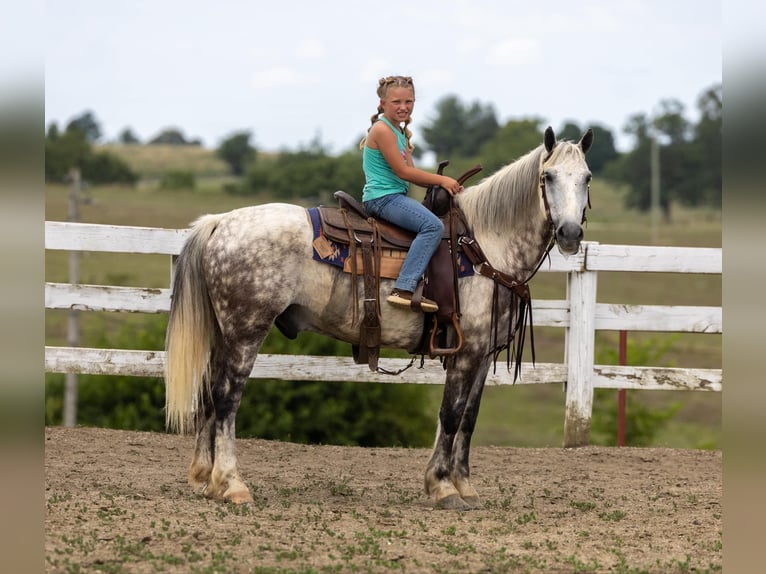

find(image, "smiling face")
[380,86,415,125]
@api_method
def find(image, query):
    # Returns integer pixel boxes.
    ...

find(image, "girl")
[360,75,463,313]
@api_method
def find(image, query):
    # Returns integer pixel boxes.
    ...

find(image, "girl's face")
[381,86,415,124]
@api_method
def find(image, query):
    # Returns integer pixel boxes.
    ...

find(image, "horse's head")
[540,126,594,255]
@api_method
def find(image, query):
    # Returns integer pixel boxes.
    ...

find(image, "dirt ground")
[44,427,722,573]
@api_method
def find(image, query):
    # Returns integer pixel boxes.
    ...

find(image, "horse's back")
[206,203,312,250]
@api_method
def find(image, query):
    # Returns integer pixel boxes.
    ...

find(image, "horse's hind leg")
[188,393,215,495]
[191,340,260,504]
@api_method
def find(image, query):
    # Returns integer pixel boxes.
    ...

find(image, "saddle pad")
[307,207,475,279]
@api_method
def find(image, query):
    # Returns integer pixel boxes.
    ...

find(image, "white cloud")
[489,37,542,67]
[251,67,301,89]
[295,39,325,60]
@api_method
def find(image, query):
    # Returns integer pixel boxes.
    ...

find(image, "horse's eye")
[585,174,592,183]
[544,172,553,182]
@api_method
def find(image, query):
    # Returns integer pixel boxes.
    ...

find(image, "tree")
[475,118,546,174]
[45,123,91,181]
[217,130,256,176]
[686,84,722,207]
[239,147,365,203]
[603,112,671,217]
[148,127,199,145]
[603,85,722,214]
[421,95,499,159]
[118,127,141,144]
[652,99,690,145]
[45,118,137,185]
[557,121,618,175]
[66,110,102,143]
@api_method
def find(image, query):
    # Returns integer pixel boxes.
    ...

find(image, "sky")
[43,0,723,155]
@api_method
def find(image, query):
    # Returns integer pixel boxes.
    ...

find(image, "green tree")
[557,121,618,175]
[475,118,546,175]
[148,127,200,145]
[605,86,721,214]
[45,122,91,181]
[239,146,364,202]
[684,84,721,207]
[603,112,671,216]
[118,127,141,144]
[66,110,102,143]
[421,95,499,159]
[45,117,137,185]
[216,130,256,176]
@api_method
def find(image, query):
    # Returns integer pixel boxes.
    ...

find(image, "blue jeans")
[364,192,444,293]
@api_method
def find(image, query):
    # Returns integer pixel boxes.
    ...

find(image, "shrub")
[159,170,195,190]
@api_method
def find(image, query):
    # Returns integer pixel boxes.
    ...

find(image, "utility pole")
[650,127,661,244]
[63,167,81,427]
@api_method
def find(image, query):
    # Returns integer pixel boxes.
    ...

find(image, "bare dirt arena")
[45,427,721,573]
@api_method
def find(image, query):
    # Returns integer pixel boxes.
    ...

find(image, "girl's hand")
[441,176,464,196]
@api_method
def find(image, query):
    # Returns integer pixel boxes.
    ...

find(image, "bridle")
[538,148,592,234]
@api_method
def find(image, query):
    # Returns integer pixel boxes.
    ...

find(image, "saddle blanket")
[307,207,474,279]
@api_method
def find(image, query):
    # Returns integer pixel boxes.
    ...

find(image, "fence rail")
[45,221,722,446]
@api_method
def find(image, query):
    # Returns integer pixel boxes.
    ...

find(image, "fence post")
[563,246,597,447]
[63,168,81,427]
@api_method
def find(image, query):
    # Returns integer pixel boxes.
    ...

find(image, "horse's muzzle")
[556,222,583,255]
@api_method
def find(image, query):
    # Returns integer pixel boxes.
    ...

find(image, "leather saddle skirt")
[317,191,416,250]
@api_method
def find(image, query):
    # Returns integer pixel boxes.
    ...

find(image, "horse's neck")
[460,151,552,278]
[474,205,550,278]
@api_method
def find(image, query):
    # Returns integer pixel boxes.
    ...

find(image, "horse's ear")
[544,126,556,153]
[579,129,594,154]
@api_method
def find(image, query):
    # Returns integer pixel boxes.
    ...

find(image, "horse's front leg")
[449,358,492,509]
[425,352,486,510]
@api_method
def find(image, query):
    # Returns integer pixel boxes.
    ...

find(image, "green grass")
[45,151,721,449]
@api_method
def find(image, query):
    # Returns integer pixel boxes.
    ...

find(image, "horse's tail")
[164,214,222,435]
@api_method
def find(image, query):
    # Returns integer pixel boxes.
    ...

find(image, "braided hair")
[359,75,415,152]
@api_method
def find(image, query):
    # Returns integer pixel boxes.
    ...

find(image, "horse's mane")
[458,140,584,235]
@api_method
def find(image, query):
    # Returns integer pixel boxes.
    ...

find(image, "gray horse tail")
[164,214,222,435]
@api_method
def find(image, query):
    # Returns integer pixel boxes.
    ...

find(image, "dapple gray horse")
[165,126,593,509]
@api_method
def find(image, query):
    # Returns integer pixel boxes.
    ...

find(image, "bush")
[158,170,195,190]
[238,149,365,202]
[590,335,682,446]
[45,315,434,447]
[45,125,137,185]
[81,151,138,185]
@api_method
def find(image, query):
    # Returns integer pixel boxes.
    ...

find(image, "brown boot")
[387,290,439,313]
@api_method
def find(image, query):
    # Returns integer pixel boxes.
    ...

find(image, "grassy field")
[46,146,721,449]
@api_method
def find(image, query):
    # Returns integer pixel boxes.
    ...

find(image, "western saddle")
[313,163,483,372]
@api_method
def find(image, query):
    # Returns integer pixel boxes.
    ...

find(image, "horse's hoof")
[435,493,471,511]
[462,495,484,510]
[224,489,254,504]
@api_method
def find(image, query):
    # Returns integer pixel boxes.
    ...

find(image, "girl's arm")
[370,122,462,194]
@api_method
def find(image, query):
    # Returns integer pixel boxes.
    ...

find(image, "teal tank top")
[362,117,409,202]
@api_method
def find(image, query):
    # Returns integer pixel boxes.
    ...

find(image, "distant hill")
[97,143,230,178]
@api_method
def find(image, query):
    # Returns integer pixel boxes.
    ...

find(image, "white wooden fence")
[45,221,722,446]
